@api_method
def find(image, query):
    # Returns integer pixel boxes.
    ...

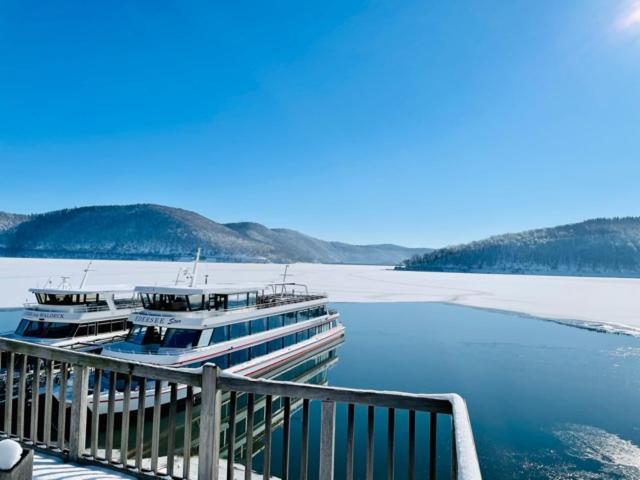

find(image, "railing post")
[319,400,336,480]
[198,364,221,480]
[69,364,89,461]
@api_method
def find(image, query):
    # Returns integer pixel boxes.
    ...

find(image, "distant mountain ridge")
[0,204,430,265]
[399,217,640,277]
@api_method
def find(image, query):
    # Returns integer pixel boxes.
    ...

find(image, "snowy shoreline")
[1,257,639,336]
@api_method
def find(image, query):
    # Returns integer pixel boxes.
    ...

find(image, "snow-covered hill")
[400,217,640,277]
[0,204,429,265]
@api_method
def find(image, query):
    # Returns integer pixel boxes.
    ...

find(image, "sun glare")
[619,1,640,30]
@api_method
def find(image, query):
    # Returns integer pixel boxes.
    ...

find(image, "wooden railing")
[0,337,482,480]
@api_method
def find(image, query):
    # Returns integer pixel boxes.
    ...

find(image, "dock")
[0,337,481,479]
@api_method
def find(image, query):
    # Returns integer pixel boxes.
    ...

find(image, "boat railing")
[0,337,482,480]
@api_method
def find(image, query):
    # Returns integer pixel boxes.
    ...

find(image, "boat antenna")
[280,264,290,296]
[79,260,94,289]
[58,276,71,290]
[189,248,201,287]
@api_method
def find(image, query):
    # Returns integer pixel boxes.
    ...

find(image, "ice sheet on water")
[553,423,640,480]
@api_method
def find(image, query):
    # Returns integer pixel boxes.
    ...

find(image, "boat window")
[227,294,249,310]
[76,323,97,337]
[248,292,257,306]
[230,322,249,340]
[127,326,164,345]
[230,348,249,366]
[162,329,201,349]
[15,319,29,335]
[187,295,204,311]
[268,315,283,330]
[211,326,229,344]
[296,329,309,342]
[283,312,296,327]
[251,343,267,358]
[19,321,77,339]
[267,338,282,353]
[141,294,192,311]
[37,293,103,306]
[283,334,295,347]
[214,354,229,369]
[298,309,310,321]
[251,317,266,334]
[97,321,112,334]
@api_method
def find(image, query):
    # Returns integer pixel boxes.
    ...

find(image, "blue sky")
[1,1,640,247]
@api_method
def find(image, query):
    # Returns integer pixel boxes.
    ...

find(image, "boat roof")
[30,285,135,295]
[135,283,265,296]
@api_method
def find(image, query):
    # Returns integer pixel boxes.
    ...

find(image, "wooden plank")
[90,369,102,458]
[366,405,374,480]
[198,364,221,480]
[120,374,132,467]
[4,353,14,436]
[387,408,395,480]
[244,393,254,480]
[319,401,336,480]
[300,398,310,480]
[429,413,437,480]
[167,383,178,476]
[16,355,27,441]
[408,410,416,480]
[346,403,355,480]
[226,391,237,480]
[0,338,201,387]
[69,365,88,461]
[135,377,146,470]
[151,380,162,473]
[282,397,291,480]
[183,385,193,479]
[219,375,452,414]
[262,395,272,480]
[43,360,54,447]
[106,371,117,462]
[58,362,68,451]
[30,359,41,444]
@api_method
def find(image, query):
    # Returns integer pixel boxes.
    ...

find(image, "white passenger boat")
[91,275,344,413]
[2,266,141,351]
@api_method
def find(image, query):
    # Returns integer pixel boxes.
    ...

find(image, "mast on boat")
[189,248,201,287]
[79,260,94,289]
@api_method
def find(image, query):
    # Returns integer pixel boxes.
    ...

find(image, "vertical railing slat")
[17,355,27,441]
[151,379,162,473]
[43,360,53,447]
[282,396,291,480]
[244,393,254,480]
[226,391,237,480]
[319,400,336,480]
[58,362,68,451]
[408,410,416,480]
[450,418,457,480]
[69,365,88,461]
[135,377,146,471]
[262,395,273,480]
[366,405,375,480]
[30,359,41,444]
[429,412,437,480]
[387,408,395,480]
[4,353,14,436]
[167,382,178,476]
[106,371,117,462]
[90,368,101,458]
[300,398,310,480]
[120,374,132,467]
[346,403,355,480]
[183,385,193,479]
[198,364,221,480]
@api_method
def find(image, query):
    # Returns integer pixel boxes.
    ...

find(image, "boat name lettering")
[135,315,181,325]
[24,311,64,320]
